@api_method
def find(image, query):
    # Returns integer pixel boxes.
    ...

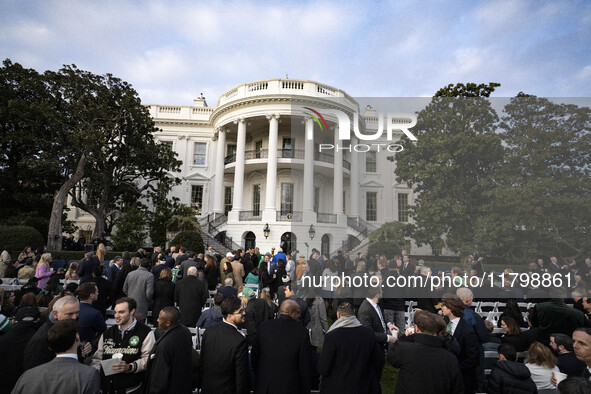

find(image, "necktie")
[376,306,387,333]
[446,320,453,334]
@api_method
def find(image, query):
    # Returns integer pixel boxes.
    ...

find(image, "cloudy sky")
[1,0,590,105]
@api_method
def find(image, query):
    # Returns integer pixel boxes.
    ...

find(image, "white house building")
[69,78,436,256]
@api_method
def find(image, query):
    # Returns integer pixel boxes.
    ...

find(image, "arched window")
[244,231,256,250]
[280,232,297,254]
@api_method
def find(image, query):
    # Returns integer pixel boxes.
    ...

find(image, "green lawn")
[381,362,398,392]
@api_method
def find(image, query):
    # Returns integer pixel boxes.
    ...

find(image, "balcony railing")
[317,213,337,223]
[224,149,349,169]
[239,211,262,221]
[276,211,303,222]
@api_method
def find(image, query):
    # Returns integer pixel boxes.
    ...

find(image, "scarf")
[327,315,362,333]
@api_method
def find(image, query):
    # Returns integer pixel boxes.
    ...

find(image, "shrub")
[0,225,45,255]
[367,241,402,259]
[170,230,204,254]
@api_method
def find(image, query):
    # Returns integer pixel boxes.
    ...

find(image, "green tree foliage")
[0,225,45,254]
[110,206,148,251]
[488,94,591,261]
[369,221,409,252]
[170,230,204,254]
[367,242,402,259]
[0,60,65,238]
[395,83,504,255]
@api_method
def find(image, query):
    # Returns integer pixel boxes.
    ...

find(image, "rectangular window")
[193,142,207,165]
[281,183,294,215]
[227,144,237,157]
[224,186,233,216]
[282,138,294,158]
[191,185,204,215]
[255,140,263,158]
[314,187,320,213]
[252,185,261,216]
[398,193,409,222]
[366,192,377,222]
[160,140,173,151]
[366,151,377,172]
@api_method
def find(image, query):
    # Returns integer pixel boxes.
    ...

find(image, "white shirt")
[526,363,559,390]
[223,320,245,337]
[56,353,78,360]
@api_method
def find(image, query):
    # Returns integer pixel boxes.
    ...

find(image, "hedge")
[0,225,45,256]
[367,242,402,259]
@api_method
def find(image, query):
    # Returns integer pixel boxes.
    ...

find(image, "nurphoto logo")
[302,106,418,153]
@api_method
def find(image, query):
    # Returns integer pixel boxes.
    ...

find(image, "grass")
[381,362,398,392]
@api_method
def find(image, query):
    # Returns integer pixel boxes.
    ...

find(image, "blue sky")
[1,0,590,105]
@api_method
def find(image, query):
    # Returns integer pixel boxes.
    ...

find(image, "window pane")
[253,185,261,216]
[398,193,409,222]
[366,151,377,172]
[366,192,377,221]
[193,142,207,165]
[281,183,294,215]
[224,186,233,216]
[191,185,203,215]
[255,141,263,158]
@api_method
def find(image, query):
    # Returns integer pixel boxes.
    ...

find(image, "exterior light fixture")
[309,225,316,240]
[263,223,270,239]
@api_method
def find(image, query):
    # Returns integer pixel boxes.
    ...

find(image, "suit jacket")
[77,257,100,284]
[198,321,250,394]
[144,324,193,394]
[530,300,586,345]
[388,333,464,394]
[230,261,245,289]
[123,267,154,319]
[450,318,480,370]
[252,315,312,393]
[219,285,238,299]
[358,298,388,345]
[12,356,100,394]
[174,275,208,326]
[318,325,384,394]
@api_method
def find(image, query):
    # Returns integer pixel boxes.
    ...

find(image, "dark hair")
[413,310,439,335]
[76,282,97,300]
[213,293,224,306]
[224,261,233,273]
[140,258,151,269]
[92,264,103,277]
[337,301,354,317]
[161,306,180,325]
[501,317,521,335]
[277,259,285,269]
[366,286,381,299]
[251,266,259,275]
[498,343,517,362]
[122,251,131,260]
[552,333,575,352]
[441,294,465,317]
[65,282,79,295]
[115,297,137,313]
[221,297,242,317]
[326,259,337,272]
[557,376,591,394]
[47,320,78,353]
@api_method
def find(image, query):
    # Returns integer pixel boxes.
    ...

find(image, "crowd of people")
[1,243,591,393]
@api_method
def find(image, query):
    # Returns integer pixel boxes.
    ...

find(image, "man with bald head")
[252,300,312,393]
[145,307,193,393]
[175,265,208,326]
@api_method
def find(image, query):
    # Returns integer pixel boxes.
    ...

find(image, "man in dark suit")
[441,294,480,394]
[198,297,250,394]
[358,286,397,348]
[144,307,193,393]
[252,300,313,393]
[175,266,208,326]
[400,255,415,276]
[318,301,384,393]
[12,320,100,394]
[550,333,586,377]
[77,252,100,284]
[388,310,464,394]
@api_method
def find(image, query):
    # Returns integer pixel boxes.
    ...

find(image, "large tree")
[394,83,504,255]
[490,94,591,261]
[45,64,181,250]
[0,60,65,237]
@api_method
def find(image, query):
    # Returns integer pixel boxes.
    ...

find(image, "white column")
[333,124,344,215]
[303,118,315,217]
[349,135,360,217]
[213,128,226,214]
[229,118,246,220]
[263,114,279,222]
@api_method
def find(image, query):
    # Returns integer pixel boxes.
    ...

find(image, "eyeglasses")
[233,309,246,315]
